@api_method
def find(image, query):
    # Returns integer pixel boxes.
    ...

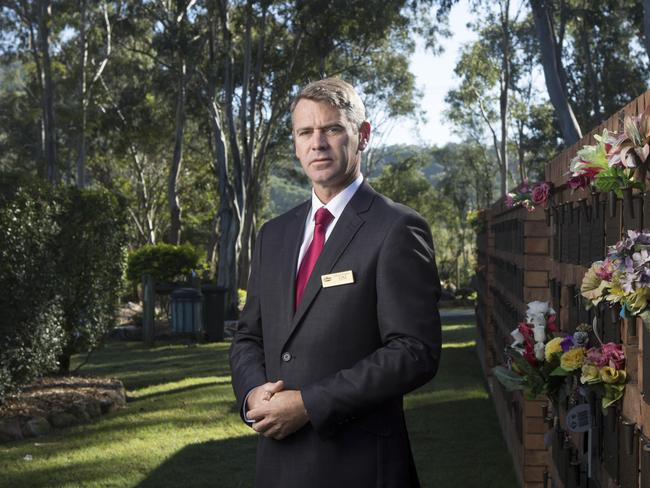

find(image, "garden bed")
[0,376,126,443]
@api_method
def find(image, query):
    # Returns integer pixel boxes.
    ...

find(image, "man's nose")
[310,130,327,150]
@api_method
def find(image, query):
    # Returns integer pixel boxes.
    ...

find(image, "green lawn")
[0,319,517,488]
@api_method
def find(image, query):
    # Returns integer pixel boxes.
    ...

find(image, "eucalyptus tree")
[1,1,61,182]
[197,0,428,310]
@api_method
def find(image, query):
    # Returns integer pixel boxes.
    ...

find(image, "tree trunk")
[38,0,57,183]
[530,0,582,145]
[644,0,650,66]
[168,60,186,245]
[498,0,510,196]
[76,0,87,188]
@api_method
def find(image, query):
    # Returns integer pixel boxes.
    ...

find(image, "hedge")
[0,180,128,402]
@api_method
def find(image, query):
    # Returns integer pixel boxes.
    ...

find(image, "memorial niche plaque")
[590,201,605,262]
[602,407,620,482]
[644,316,650,405]
[553,207,561,259]
[605,197,621,246]
[618,419,638,488]
[562,205,570,262]
[579,201,592,267]
[568,205,580,264]
[643,192,650,229]
[623,194,643,231]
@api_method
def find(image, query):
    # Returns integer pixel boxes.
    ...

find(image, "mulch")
[0,376,124,420]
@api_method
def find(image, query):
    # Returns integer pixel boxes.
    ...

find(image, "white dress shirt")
[296,173,364,273]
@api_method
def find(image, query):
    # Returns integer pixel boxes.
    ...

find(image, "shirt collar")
[310,173,364,221]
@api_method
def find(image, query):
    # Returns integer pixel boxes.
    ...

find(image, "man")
[230,78,442,488]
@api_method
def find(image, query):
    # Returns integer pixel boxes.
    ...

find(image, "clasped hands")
[247,380,309,440]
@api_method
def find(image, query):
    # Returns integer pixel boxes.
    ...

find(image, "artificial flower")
[580,363,600,384]
[531,182,552,206]
[600,366,626,384]
[601,343,625,369]
[561,347,585,371]
[534,342,545,362]
[545,337,564,361]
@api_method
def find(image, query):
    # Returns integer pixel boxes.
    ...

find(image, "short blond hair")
[291,78,366,131]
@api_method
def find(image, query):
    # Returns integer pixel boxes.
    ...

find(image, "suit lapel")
[283,181,376,345]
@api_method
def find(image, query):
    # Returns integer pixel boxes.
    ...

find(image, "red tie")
[295,207,334,309]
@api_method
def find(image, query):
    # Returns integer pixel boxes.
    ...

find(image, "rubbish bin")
[201,284,227,342]
[170,288,203,336]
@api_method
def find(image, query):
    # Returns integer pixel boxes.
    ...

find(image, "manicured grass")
[0,319,517,488]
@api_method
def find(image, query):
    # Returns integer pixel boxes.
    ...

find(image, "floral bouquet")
[506,180,553,211]
[567,111,650,195]
[493,301,565,400]
[567,130,613,191]
[581,230,650,323]
[545,324,627,410]
[579,342,626,409]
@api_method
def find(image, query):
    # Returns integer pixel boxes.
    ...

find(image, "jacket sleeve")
[300,211,442,437]
[229,224,268,423]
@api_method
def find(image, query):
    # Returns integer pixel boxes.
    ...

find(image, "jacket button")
[281,352,292,362]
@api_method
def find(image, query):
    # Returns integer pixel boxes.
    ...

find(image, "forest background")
[2,0,650,314]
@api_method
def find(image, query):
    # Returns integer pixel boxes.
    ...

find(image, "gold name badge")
[321,270,355,288]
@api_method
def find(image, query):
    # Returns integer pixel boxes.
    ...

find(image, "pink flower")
[568,174,592,190]
[531,182,552,206]
[595,259,614,281]
[505,194,514,208]
[586,347,607,367]
[601,343,625,369]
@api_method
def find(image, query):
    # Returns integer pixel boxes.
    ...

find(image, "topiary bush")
[126,243,207,285]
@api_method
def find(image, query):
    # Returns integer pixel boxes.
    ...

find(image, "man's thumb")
[267,380,284,393]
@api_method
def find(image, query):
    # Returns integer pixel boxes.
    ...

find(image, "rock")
[99,398,118,414]
[67,403,90,421]
[23,417,51,437]
[85,399,102,418]
[0,417,23,442]
[50,412,78,428]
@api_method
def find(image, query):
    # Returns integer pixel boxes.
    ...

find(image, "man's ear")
[358,121,371,151]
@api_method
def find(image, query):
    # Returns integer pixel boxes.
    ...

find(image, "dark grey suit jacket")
[230,181,442,488]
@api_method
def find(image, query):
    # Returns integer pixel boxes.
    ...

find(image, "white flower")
[511,329,525,347]
[527,301,551,317]
[528,314,546,328]
[533,324,546,343]
[534,342,546,361]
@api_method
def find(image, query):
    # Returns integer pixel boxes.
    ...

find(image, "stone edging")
[0,378,126,443]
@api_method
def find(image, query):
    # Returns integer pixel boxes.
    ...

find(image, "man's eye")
[326,127,342,134]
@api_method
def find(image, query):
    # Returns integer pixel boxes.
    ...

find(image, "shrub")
[0,181,129,401]
[0,185,65,402]
[126,243,207,285]
[55,187,129,372]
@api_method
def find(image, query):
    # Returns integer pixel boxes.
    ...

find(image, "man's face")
[292,99,370,193]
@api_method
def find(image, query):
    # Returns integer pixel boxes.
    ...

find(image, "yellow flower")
[600,366,627,384]
[545,337,564,362]
[560,347,585,371]
[580,363,600,384]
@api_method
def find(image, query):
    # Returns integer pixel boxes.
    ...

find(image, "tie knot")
[314,207,334,227]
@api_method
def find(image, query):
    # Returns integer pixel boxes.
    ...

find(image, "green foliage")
[0,180,128,399]
[127,243,207,285]
[0,184,64,402]
[55,187,129,370]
